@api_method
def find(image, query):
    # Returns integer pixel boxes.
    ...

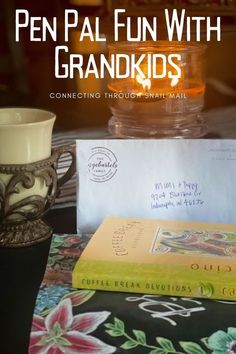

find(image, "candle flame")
[171,77,179,87]
[136,74,151,91]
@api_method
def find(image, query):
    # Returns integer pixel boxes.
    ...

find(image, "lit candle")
[108,41,207,138]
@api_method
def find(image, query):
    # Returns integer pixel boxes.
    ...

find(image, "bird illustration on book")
[155,229,236,257]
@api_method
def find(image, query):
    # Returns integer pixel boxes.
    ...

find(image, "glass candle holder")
[108,41,207,138]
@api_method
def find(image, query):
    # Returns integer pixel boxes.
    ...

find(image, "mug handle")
[53,145,76,192]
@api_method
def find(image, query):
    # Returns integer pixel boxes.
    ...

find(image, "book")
[72,216,236,300]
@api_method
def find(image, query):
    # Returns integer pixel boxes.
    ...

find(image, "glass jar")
[108,41,207,138]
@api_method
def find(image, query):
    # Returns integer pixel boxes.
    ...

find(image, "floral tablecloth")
[30,234,236,354]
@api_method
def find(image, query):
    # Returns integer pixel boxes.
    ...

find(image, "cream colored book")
[73,216,236,300]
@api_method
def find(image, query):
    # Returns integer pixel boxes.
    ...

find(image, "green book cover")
[73,216,236,300]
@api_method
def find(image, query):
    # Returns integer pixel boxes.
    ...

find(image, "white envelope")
[76,139,236,233]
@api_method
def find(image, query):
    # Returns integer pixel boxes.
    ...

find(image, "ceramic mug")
[0,108,56,209]
[0,109,75,351]
[0,108,75,246]
[0,108,56,164]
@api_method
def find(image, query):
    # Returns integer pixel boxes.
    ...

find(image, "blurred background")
[1,0,236,131]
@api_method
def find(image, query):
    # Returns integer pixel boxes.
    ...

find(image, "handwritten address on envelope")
[76,139,236,233]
